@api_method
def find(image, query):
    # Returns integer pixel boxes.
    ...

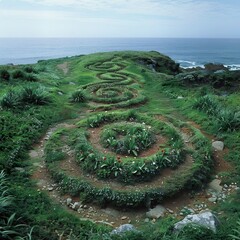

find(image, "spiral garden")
[72,58,147,109]
[44,57,214,208]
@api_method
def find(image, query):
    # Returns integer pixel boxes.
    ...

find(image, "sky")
[0,0,240,38]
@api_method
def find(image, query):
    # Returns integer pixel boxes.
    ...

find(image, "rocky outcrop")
[174,211,219,233]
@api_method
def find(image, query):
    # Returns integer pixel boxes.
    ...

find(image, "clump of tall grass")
[229,221,240,240]
[12,70,26,79]
[217,110,240,132]
[24,66,37,73]
[70,90,86,103]
[0,90,21,109]
[0,171,34,239]
[20,86,51,105]
[193,94,240,131]
[0,69,10,81]
[193,95,219,116]
[0,85,51,109]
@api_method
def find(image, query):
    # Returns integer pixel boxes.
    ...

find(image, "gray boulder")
[212,141,224,151]
[111,224,137,235]
[174,211,219,233]
[66,198,72,206]
[208,179,223,193]
[146,205,166,219]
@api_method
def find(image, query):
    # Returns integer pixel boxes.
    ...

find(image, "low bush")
[24,66,37,73]
[70,90,86,103]
[20,86,51,105]
[0,69,10,81]
[12,69,25,79]
[24,74,38,82]
[193,95,240,131]
[0,86,51,110]
[0,90,21,109]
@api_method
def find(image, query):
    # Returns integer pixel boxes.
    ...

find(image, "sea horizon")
[1,37,240,70]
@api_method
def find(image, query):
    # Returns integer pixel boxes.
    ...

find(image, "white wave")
[224,64,240,71]
[177,60,196,65]
[180,65,205,69]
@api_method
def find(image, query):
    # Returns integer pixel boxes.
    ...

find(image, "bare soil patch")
[57,62,69,75]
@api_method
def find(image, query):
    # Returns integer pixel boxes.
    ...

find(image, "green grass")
[0,51,239,239]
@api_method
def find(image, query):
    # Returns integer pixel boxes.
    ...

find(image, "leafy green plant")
[101,123,156,156]
[229,221,240,240]
[70,90,86,103]
[0,171,12,212]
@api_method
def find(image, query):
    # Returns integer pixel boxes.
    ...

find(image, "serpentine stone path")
[30,57,233,227]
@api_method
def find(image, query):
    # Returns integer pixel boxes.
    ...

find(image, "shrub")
[217,110,240,132]
[12,70,25,79]
[193,95,219,115]
[25,74,38,82]
[193,95,240,131]
[24,66,37,73]
[0,69,10,81]
[20,86,51,105]
[70,90,86,103]
[0,90,21,109]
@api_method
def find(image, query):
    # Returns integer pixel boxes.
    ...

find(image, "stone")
[174,211,219,233]
[144,218,150,223]
[88,207,94,212]
[66,198,72,206]
[111,224,137,235]
[208,179,223,193]
[167,208,174,214]
[29,150,39,158]
[212,141,224,151]
[72,202,80,210]
[121,216,128,220]
[208,197,217,203]
[47,187,54,191]
[14,167,25,173]
[146,205,166,219]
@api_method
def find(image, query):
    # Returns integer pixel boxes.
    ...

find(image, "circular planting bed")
[71,58,146,109]
[44,110,213,208]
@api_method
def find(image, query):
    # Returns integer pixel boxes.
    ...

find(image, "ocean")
[0,38,240,70]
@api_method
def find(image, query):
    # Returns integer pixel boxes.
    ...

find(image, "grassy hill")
[0,51,239,239]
